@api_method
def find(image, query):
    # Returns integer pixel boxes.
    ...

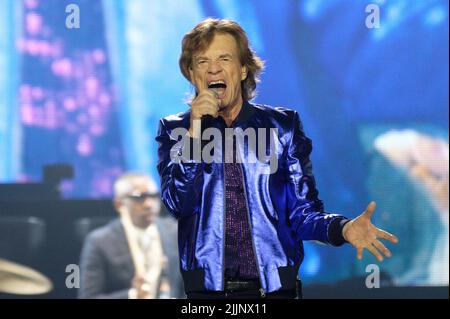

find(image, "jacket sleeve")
[286,111,349,246]
[78,233,130,299]
[156,118,204,219]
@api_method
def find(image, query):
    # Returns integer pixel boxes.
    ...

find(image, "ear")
[241,65,248,81]
[113,198,122,214]
[189,66,195,83]
[188,67,200,93]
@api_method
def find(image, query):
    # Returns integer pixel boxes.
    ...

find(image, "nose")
[207,60,223,74]
[142,197,159,211]
[142,197,153,208]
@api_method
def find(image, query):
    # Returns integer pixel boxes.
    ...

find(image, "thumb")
[363,201,376,219]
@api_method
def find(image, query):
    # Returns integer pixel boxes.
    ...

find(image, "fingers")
[377,229,399,244]
[198,89,220,100]
[195,94,219,111]
[197,89,220,105]
[373,239,392,258]
[366,244,384,262]
[191,92,219,119]
[357,247,363,260]
[363,201,377,218]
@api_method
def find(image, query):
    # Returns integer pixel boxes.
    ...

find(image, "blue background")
[0,0,448,286]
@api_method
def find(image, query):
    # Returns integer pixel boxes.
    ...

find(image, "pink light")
[90,124,105,136]
[20,85,32,102]
[21,104,34,125]
[88,104,101,119]
[77,134,93,156]
[92,49,106,64]
[99,93,111,106]
[27,39,40,56]
[24,0,39,9]
[63,97,77,112]
[38,41,52,57]
[31,87,44,100]
[26,12,43,35]
[92,176,113,196]
[85,77,99,99]
[51,58,73,77]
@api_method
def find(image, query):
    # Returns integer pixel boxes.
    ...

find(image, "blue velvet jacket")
[156,101,349,294]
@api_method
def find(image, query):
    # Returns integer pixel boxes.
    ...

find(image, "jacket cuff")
[328,217,351,246]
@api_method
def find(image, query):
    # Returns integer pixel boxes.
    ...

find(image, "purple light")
[31,87,44,100]
[21,104,34,125]
[38,41,52,57]
[27,39,40,56]
[92,49,106,64]
[51,58,73,77]
[18,1,123,198]
[99,93,111,106]
[90,124,105,136]
[24,0,39,9]
[92,176,113,196]
[20,84,32,102]
[85,77,100,99]
[63,97,77,112]
[26,12,43,35]
[77,134,93,156]
[88,104,101,119]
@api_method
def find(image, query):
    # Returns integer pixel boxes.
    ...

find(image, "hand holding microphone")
[189,89,220,138]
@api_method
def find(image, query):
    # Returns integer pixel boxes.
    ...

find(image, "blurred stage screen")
[0,0,448,296]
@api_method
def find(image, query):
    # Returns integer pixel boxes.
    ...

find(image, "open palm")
[342,202,398,262]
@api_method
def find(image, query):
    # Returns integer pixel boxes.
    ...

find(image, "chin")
[219,101,232,111]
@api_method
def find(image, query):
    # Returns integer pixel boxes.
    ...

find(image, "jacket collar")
[218,100,254,128]
[233,100,254,126]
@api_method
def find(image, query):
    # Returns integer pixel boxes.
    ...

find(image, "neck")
[219,96,243,127]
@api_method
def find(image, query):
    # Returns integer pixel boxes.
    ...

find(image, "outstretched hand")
[342,202,398,262]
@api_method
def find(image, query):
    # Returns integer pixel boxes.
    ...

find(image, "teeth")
[208,80,225,86]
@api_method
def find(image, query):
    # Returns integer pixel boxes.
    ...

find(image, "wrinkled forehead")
[192,32,239,60]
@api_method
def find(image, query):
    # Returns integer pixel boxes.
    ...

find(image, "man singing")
[156,18,398,299]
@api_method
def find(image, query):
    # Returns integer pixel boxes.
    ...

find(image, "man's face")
[115,178,161,229]
[189,33,247,111]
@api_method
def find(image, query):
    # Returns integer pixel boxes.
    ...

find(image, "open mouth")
[208,80,227,97]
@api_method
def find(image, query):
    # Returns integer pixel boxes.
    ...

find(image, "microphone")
[201,88,220,133]
[200,89,220,147]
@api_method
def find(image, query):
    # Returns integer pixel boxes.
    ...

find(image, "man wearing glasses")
[78,173,184,299]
